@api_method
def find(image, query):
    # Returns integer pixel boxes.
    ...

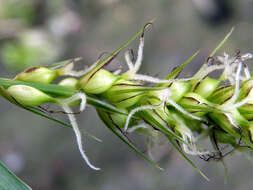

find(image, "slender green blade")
[80,22,154,85]
[0,78,76,97]
[0,85,102,142]
[97,109,163,170]
[157,50,200,87]
[209,27,234,57]
[165,135,209,181]
[23,106,102,142]
[0,161,31,190]
[139,109,187,144]
[0,78,130,117]
[47,57,82,69]
[87,96,129,116]
[109,86,165,94]
[208,129,229,182]
[209,113,253,148]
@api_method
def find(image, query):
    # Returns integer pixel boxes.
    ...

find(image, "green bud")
[233,88,253,120]
[210,79,253,104]
[194,77,220,99]
[15,66,58,84]
[248,122,253,142]
[237,79,253,101]
[230,109,249,127]
[209,112,253,148]
[110,111,128,128]
[59,77,78,88]
[210,113,238,133]
[184,119,203,133]
[58,78,80,107]
[169,81,190,102]
[209,85,233,104]
[80,69,118,94]
[7,85,55,106]
[138,97,175,128]
[213,130,237,147]
[179,92,216,116]
[105,79,145,108]
[238,103,253,120]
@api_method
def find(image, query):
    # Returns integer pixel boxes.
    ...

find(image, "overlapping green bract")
[1,24,253,180]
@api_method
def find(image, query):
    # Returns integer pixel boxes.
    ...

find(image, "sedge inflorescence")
[1,24,253,178]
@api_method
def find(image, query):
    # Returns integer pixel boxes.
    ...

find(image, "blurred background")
[1,0,253,189]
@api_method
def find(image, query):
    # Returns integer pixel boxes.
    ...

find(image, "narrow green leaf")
[209,27,234,57]
[0,78,77,97]
[23,106,102,142]
[0,85,102,142]
[0,77,131,117]
[156,50,199,88]
[191,28,234,87]
[87,96,129,116]
[97,109,163,170]
[165,135,210,181]
[80,22,154,86]
[109,86,165,94]
[0,160,31,190]
[139,109,188,145]
[209,113,253,148]
[47,57,82,69]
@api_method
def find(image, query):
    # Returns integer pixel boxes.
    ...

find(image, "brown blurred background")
[1,0,253,189]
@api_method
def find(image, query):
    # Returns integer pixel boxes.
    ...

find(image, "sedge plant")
[1,23,253,181]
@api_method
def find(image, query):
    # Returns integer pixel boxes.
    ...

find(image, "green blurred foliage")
[1,41,40,70]
[0,0,35,25]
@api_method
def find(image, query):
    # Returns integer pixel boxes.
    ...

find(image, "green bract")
[169,81,191,102]
[105,79,147,108]
[194,77,220,98]
[59,77,78,88]
[7,85,55,106]
[15,66,58,84]
[80,69,118,94]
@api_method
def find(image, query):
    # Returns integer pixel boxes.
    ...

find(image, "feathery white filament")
[127,123,149,133]
[157,89,202,121]
[217,52,252,84]
[124,51,134,70]
[241,53,253,61]
[132,74,193,84]
[175,118,209,155]
[113,69,122,75]
[63,59,100,77]
[232,97,253,108]
[194,64,225,83]
[166,99,203,121]
[124,104,161,131]
[63,92,87,111]
[58,92,100,170]
[132,36,144,74]
[182,135,210,155]
[62,104,100,170]
[243,65,251,79]
[228,62,242,104]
